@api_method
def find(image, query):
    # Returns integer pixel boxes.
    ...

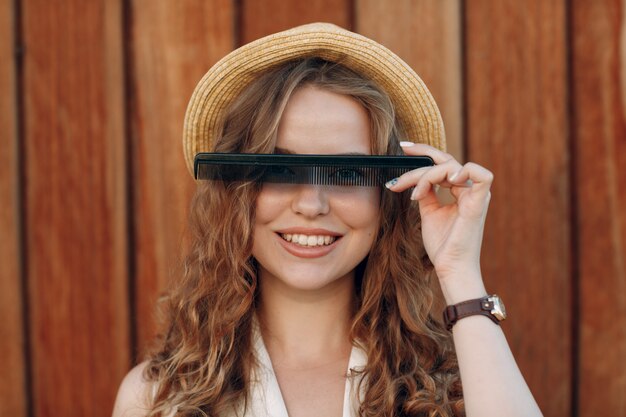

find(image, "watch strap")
[443,296,501,331]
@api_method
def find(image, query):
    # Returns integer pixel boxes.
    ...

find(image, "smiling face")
[252,86,381,294]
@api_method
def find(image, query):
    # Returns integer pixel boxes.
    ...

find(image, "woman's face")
[252,86,380,293]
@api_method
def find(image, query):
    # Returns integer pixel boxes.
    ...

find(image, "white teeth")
[280,233,337,247]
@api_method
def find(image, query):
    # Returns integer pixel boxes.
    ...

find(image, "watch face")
[489,295,507,321]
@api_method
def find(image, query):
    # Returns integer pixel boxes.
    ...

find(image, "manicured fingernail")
[385,178,399,189]
[399,141,415,147]
[449,170,461,182]
[410,187,420,200]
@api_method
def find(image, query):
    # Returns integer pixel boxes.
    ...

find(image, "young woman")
[113,23,542,417]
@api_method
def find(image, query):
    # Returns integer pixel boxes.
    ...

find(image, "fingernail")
[399,141,415,147]
[385,178,399,189]
[410,187,420,200]
[449,170,461,182]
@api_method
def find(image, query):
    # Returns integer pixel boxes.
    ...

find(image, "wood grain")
[572,0,626,415]
[4,1,623,415]
[0,0,27,416]
[22,0,130,415]
[129,0,235,355]
[240,0,351,44]
[464,1,571,416]
[355,0,463,161]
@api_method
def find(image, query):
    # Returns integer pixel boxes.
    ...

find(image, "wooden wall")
[1,1,624,416]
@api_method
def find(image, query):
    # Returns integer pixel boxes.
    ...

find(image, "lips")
[274,228,342,258]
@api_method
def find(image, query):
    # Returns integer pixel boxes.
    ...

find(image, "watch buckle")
[487,295,507,321]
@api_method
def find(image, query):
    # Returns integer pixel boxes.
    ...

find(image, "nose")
[291,184,330,218]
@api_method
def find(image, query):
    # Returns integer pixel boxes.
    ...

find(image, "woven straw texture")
[182,22,446,176]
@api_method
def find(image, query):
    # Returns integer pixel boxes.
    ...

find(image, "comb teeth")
[194,153,434,187]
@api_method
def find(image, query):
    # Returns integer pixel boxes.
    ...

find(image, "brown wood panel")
[355,0,463,161]
[465,1,570,416]
[0,0,27,416]
[129,0,235,355]
[572,0,626,415]
[22,0,130,415]
[241,0,351,44]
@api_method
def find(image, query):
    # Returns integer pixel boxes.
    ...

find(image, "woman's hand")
[385,142,494,302]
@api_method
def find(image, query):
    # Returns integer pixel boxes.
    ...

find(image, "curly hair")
[144,58,464,417]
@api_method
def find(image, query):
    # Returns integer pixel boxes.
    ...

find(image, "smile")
[280,233,337,247]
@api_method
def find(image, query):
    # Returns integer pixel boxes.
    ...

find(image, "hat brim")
[183,22,446,176]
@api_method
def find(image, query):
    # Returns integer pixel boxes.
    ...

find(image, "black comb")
[194,153,434,187]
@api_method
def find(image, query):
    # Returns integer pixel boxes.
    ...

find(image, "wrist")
[438,271,488,305]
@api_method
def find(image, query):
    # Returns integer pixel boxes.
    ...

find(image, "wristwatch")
[443,295,507,331]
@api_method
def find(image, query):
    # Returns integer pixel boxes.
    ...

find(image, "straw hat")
[182,22,446,176]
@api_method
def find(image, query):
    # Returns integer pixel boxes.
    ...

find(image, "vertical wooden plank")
[355,0,463,160]
[22,0,130,415]
[0,0,27,416]
[465,2,570,416]
[572,0,626,415]
[241,0,351,44]
[129,0,235,355]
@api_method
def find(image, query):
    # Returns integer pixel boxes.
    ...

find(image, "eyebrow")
[274,146,368,156]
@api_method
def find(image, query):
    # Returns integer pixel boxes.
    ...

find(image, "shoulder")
[112,361,154,417]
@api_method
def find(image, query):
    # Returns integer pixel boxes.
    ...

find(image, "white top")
[161,326,368,417]
[243,326,367,417]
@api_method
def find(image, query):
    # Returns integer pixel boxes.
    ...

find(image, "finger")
[444,163,494,205]
[385,159,462,193]
[448,162,494,191]
[416,185,442,212]
[410,161,467,200]
[399,141,455,165]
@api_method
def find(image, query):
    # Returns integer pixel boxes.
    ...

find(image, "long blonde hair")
[145,58,463,416]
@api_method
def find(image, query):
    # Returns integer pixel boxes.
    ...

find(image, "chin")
[260,264,355,293]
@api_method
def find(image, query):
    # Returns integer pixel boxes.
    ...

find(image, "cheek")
[254,187,286,225]
[253,189,283,261]
[333,188,380,233]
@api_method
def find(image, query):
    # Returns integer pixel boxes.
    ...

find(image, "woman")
[113,23,542,417]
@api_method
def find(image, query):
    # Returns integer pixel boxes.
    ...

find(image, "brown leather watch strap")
[443,296,500,331]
